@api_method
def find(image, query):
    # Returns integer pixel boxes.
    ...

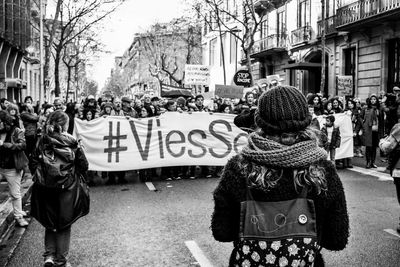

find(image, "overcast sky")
[91,0,187,88]
[48,0,187,89]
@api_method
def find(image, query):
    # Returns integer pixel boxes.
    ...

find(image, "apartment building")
[0,0,32,102]
[203,0,400,99]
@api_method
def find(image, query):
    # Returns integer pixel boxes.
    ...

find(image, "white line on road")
[384,229,400,238]
[145,182,157,191]
[349,166,393,181]
[185,241,214,267]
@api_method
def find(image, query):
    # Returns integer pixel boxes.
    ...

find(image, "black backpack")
[33,137,77,189]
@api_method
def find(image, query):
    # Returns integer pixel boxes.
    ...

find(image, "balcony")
[254,0,271,14]
[317,16,338,37]
[250,34,287,58]
[337,0,400,30]
[291,26,312,45]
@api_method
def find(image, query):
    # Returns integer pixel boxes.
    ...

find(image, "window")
[220,33,226,67]
[298,0,309,28]
[344,47,356,96]
[261,17,268,39]
[230,33,237,64]
[209,38,217,66]
[388,38,400,92]
[277,10,286,35]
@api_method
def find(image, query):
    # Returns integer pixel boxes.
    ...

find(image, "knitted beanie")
[176,97,186,106]
[255,85,311,134]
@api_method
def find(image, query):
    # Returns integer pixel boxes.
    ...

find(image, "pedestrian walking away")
[29,110,90,267]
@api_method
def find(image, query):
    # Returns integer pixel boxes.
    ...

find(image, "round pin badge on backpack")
[298,214,308,224]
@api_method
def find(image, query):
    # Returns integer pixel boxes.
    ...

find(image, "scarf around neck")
[241,132,327,169]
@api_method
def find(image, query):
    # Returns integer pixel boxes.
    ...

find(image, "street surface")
[6,169,400,267]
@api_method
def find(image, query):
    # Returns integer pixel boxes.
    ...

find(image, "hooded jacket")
[30,132,89,230]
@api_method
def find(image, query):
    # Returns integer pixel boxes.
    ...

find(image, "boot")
[397,217,400,234]
[347,158,353,168]
[106,172,116,185]
[365,147,371,168]
[371,148,377,168]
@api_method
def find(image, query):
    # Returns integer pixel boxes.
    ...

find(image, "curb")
[0,178,33,267]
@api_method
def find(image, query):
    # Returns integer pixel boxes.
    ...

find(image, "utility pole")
[320,0,326,95]
[39,0,44,102]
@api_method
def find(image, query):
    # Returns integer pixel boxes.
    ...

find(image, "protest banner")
[184,64,210,85]
[215,84,244,99]
[74,113,248,171]
[233,70,252,87]
[317,113,354,160]
[336,75,353,96]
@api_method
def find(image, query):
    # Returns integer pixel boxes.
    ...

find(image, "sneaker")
[166,178,173,181]
[16,217,29,227]
[44,257,54,267]
[189,176,196,179]
[371,164,378,168]
[173,176,182,180]
[206,174,213,178]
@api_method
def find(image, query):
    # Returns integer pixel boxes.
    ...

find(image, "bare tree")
[193,0,267,77]
[43,0,123,97]
[139,17,202,88]
[62,30,103,102]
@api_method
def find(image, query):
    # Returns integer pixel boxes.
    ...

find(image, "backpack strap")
[299,184,309,198]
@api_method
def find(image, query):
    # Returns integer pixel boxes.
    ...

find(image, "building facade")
[202,0,400,99]
[0,0,31,102]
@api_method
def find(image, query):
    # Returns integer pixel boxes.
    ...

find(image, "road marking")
[185,240,214,267]
[384,229,400,238]
[145,182,156,191]
[349,166,393,181]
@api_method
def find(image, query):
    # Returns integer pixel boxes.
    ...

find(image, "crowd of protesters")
[2,84,400,186]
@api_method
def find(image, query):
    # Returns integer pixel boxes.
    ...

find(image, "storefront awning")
[283,62,322,70]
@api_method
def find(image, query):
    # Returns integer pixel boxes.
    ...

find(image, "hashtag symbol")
[103,121,128,163]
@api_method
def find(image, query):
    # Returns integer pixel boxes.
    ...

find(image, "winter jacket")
[0,126,28,170]
[30,132,89,231]
[360,107,385,147]
[321,125,341,149]
[211,155,349,267]
[20,111,39,137]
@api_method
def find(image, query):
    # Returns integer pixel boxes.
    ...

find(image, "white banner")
[316,113,354,160]
[184,64,210,85]
[74,113,248,171]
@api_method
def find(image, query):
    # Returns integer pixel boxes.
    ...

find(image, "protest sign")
[337,75,353,96]
[317,113,354,160]
[74,113,248,171]
[184,65,210,85]
[233,70,252,87]
[215,84,244,99]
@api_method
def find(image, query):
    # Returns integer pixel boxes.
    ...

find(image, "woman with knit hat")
[211,85,349,266]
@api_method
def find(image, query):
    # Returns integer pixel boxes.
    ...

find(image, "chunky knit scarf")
[242,132,327,168]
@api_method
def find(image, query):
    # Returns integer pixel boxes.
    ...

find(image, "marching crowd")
[3,83,400,266]
[2,85,400,184]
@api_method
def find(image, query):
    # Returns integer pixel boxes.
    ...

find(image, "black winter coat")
[211,155,349,267]
[30,132,89,231]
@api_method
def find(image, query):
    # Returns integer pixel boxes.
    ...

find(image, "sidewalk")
[0,175,33,266]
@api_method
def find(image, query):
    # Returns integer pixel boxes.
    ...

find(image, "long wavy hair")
[244,127,327,195]
[46,110,69,134]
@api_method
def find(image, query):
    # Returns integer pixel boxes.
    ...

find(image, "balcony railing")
[291,26,312,45]
[251,34,287,55]
[337,0,400,27]
[317,16,338,37]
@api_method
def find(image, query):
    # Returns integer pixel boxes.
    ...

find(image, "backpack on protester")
[32,136,77,189]
[236,182,320,267]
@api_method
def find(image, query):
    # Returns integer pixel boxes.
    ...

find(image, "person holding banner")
[211,85,349,266]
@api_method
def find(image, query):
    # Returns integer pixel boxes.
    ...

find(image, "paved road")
[6,169,400,267]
